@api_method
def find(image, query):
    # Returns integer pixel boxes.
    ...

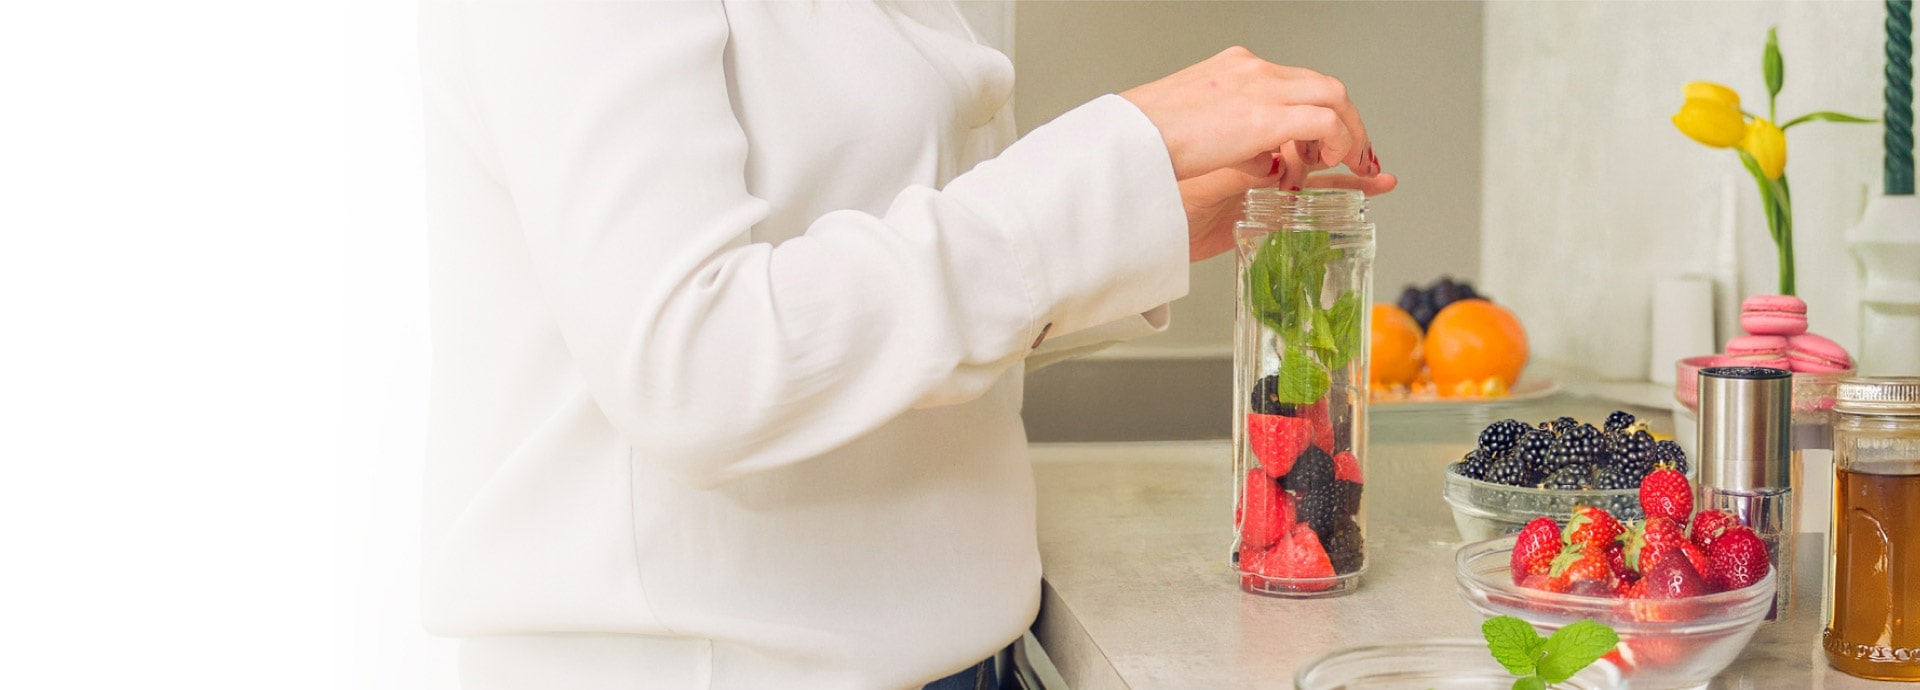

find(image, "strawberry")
[1246,413,1312,478]
[1237,469,1289,550]
[1639,468,1694,523]
[1550,541,1616,591]
[1256,522,1336,583]
[1518,573,1571,594]
[1601,647,1637,675]
[1332,451,1363,483]
[1705,525,1772,592]
[1623,516,1698,573]
[1510,516,1563,584]
[1635,548,1710,599]
[1562,505,1625,550]
[1304,399,1335,452]
[1690,509,1738,553]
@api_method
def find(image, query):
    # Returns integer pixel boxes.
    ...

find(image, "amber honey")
[1823,467,1920,680]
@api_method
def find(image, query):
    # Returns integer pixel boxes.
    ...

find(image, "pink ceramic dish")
[1739,295,1808,336]
[1725,334,1790,369]
[1787,332,1852,373]
[1674,354,1732,410]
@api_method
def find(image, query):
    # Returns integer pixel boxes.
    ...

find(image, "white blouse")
[418,1,1187,687]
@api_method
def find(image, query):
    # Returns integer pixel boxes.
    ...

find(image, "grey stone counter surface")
[1028,396,1896,689]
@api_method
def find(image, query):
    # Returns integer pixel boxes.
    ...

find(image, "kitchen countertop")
[1028,394,1893,689]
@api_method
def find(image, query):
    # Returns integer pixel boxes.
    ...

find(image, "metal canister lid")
[1698,366,1792,491]
[1835,376,1920,416]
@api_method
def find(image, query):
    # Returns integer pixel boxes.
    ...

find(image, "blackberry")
[1485,454,1537,487]
[1619,430,1655,482]
[1650,440,1689,475]
[1595,465,1635,490]
[1517,428,1555,455]
[1546,435,1587,474]
[1515,444,1552,480]
[1477,419,1530,456]
[1596,432,1627,469]
[1541,465,1590,491]
[1604,410,1638,434]
[1550,416,1581,435]
[1456,448,1495,480]
[1332,479,1363,516]
[1249,375,1297,416]
[1283,446,1335,494]
[1323,517,1364,574]
[1297,487,1341,537]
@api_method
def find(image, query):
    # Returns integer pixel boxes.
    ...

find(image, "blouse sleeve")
[428,1,1187,488]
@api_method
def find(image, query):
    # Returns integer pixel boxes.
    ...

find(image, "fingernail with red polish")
[1270,157,1282,176]
[1289,186,1302,192]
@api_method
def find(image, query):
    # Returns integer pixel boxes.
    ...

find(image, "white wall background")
[1481,1,1890,381]
[0,2,340,688]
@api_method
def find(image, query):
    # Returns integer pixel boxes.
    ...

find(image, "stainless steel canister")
[1696,365,1794,618]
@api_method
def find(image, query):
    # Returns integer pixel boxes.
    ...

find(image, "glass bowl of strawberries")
[1453,484,1778,690]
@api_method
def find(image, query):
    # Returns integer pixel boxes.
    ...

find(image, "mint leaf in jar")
[1276,345,1331,404]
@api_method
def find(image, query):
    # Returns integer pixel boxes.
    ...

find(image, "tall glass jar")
[1822,376,1920,680]
[1232,188,1374,598]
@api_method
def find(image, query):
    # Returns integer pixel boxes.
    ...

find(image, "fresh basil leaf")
[1535,619,1620,684]
[1276,346,1331,404]
[1482,616,1545,677]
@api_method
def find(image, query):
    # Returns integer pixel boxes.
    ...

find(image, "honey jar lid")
[1835,377,1920,416]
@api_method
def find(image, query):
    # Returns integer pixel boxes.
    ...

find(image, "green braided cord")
[1889,0,1914,195]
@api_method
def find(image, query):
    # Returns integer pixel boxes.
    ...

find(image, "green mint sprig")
[1244,229,1358,403]
[1482,616,1619,690]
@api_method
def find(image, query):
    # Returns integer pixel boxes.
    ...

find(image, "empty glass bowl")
[1293,638,1625,689]
[1454,535,1775,690]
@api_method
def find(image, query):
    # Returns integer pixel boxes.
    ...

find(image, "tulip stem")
[1739,150,1796,295]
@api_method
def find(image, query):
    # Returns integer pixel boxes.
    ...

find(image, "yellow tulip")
[1672,97,1747,148]
[1740,118,1787,179]
[1683,81,1742,109]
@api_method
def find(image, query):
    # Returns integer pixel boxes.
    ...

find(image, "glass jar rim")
[1835,376,1920,416]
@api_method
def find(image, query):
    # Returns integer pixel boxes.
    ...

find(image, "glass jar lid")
[1835,376,1920,416]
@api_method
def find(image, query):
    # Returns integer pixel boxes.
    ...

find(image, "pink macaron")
[1725,334,1790,370]
[1740,295,1808,336]
[1786,332,1852,373]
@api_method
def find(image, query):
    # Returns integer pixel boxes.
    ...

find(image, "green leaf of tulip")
[1781,111,1879,129]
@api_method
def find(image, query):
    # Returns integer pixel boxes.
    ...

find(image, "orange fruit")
[1369,303,1424,386]
[1425,298,1528,392]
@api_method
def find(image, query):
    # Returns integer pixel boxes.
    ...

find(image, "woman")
[418,2,1395,688]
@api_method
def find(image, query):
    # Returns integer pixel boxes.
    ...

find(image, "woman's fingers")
[1302,171,1398,196]
[1122,47,1379,181]
[1264,72,1368,169]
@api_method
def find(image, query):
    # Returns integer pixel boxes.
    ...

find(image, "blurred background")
[1017,1,1887,442]
[336,2,1890,688]
[0,1,1873,688]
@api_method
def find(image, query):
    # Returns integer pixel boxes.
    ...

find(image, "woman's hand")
[1121,47,1394,261]
[1182,168,1398,262]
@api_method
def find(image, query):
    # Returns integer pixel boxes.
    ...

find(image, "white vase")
[1848,195,1920,376]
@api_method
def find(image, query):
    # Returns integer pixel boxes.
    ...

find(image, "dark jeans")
[922,654,1000,690]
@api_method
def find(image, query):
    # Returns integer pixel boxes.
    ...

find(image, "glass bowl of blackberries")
[1443,411,1688,542]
